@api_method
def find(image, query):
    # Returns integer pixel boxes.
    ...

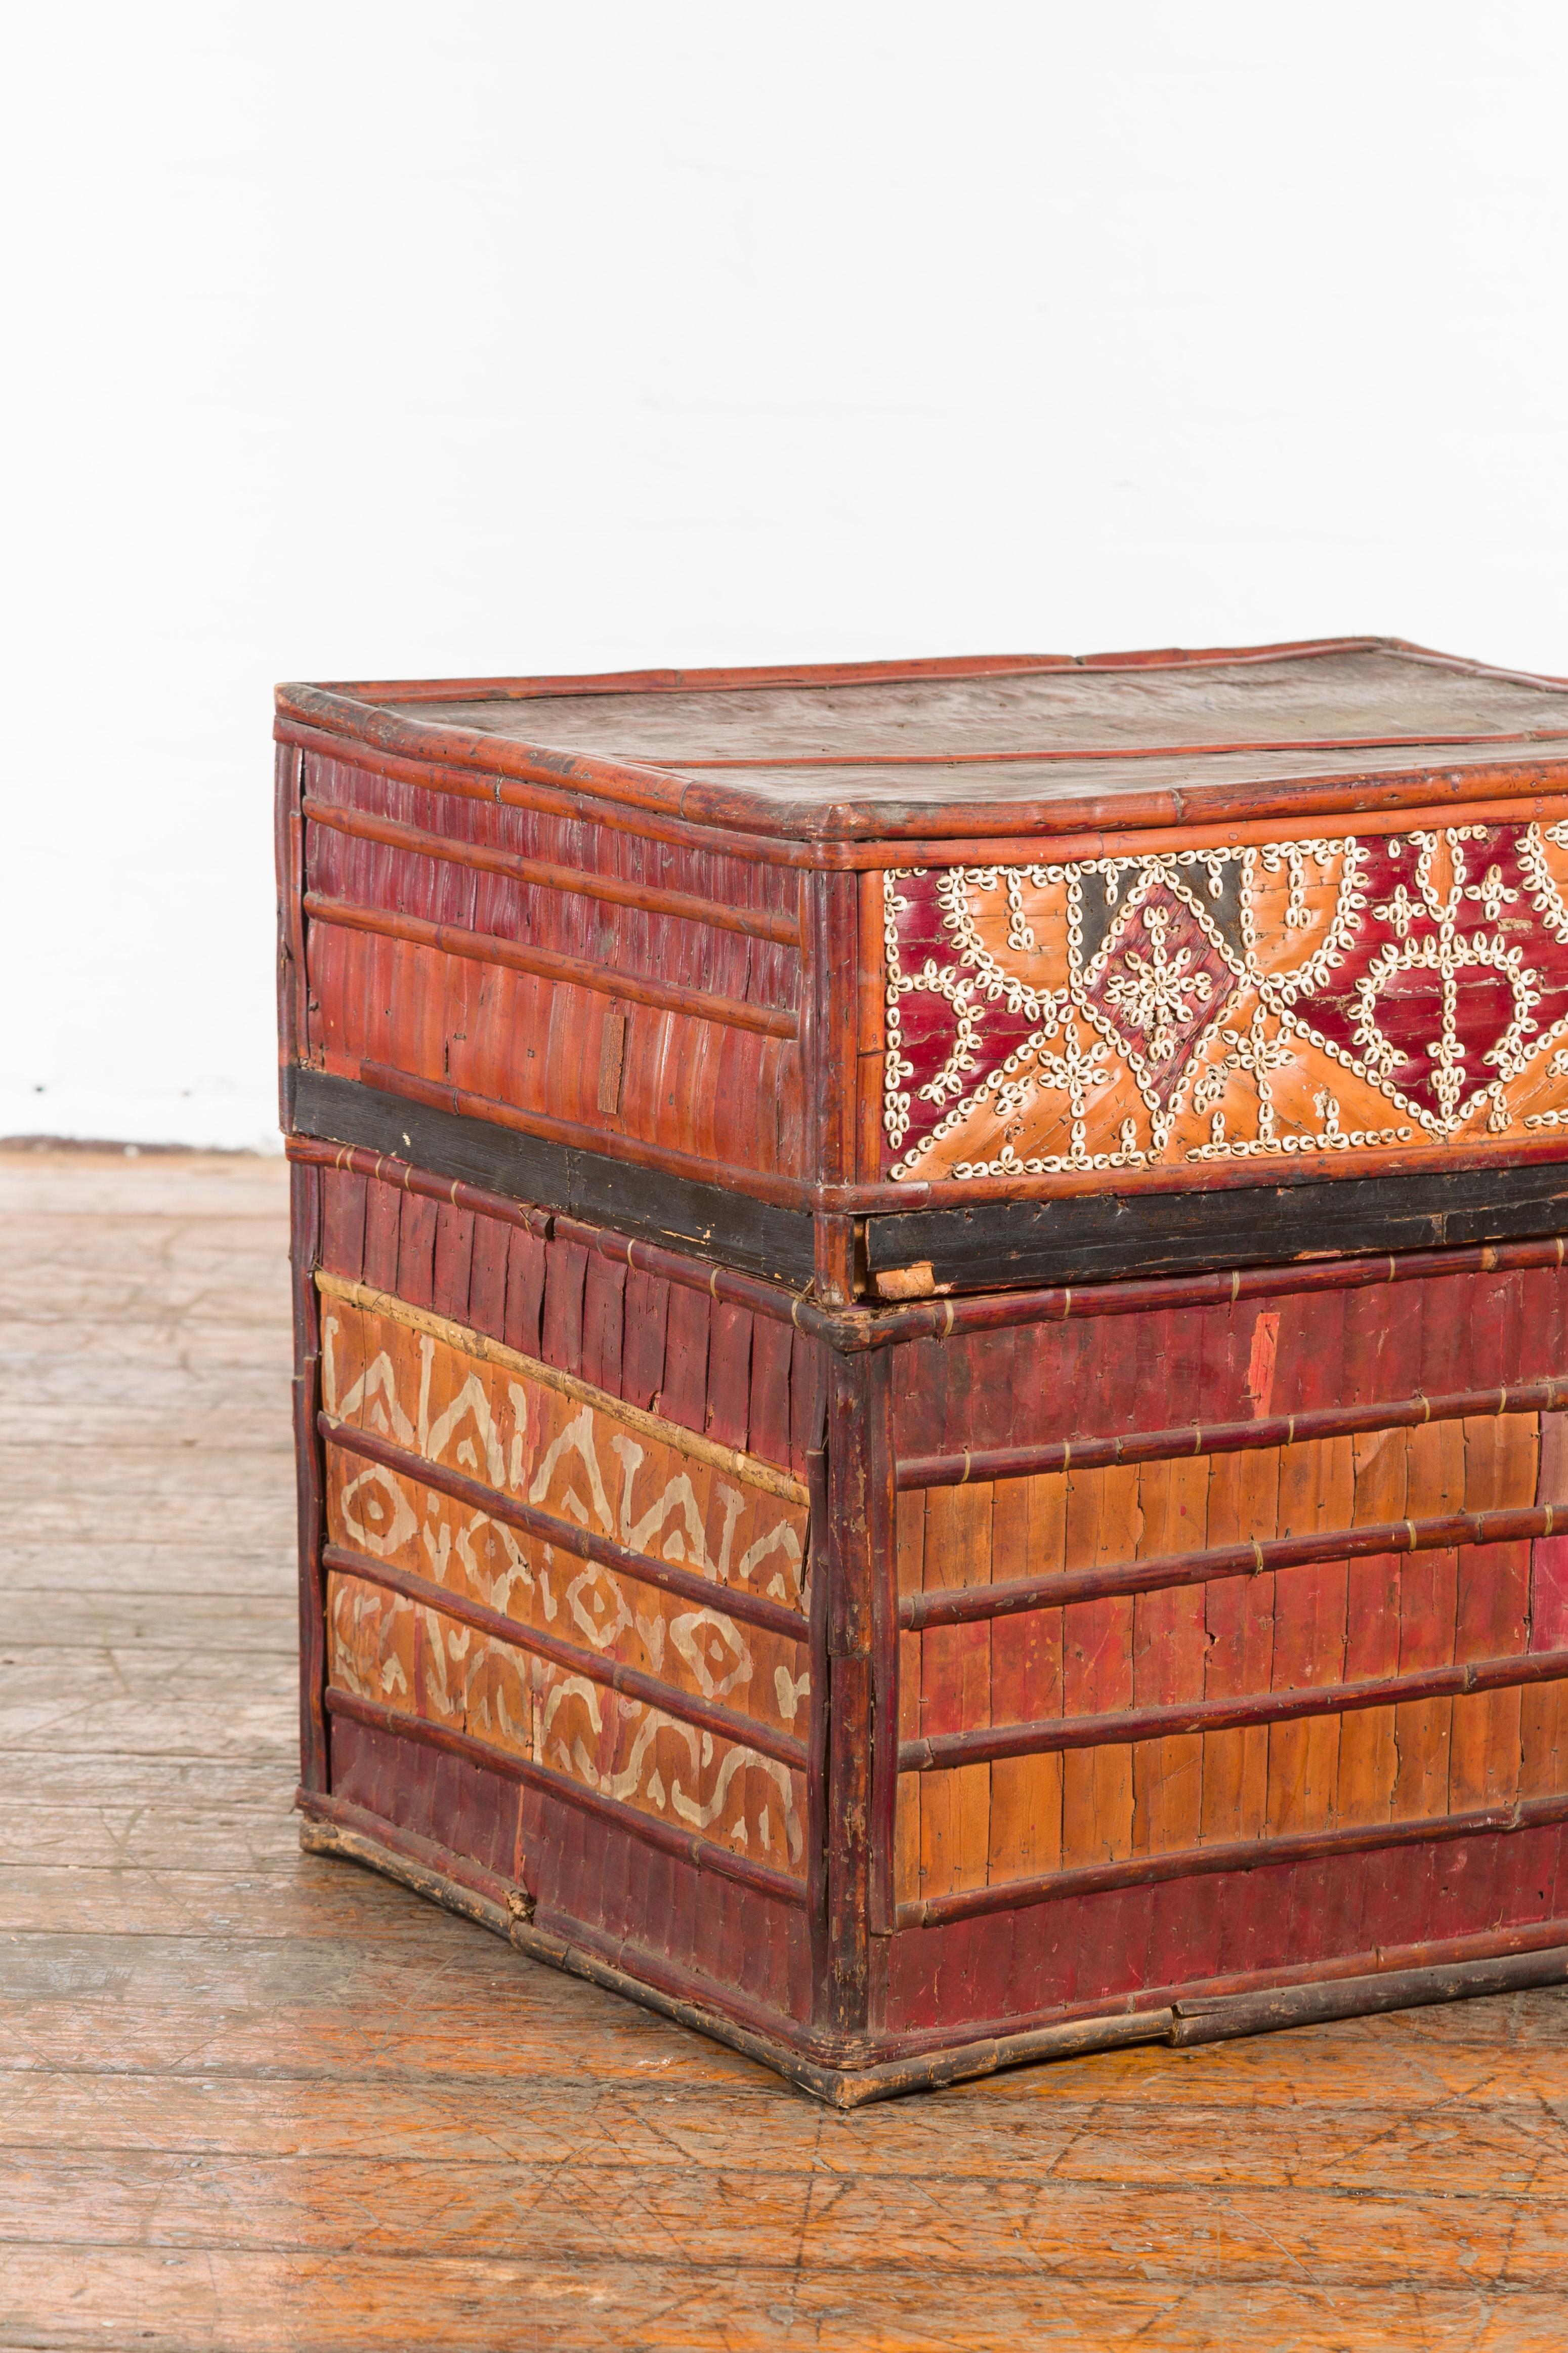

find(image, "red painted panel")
[891,1335,948,1463]
[705,1302,753,1452]
[1493,1822,1564,1926]
[747,1315,793,1470]
[1194,1299,1245,1426]
[362,1176,402,1293]
[467,1212,511,1343]
[621,1270,670,1412]
[432,1204,475,1322]
[661,1284,711,1433]
[320,1169,367,1281]
[1340,1274,1423,1411]
[541,1238,588,1376]
[1516,1265,1568,1384]
[581,1257,627,1396]
[395,1190,439,1310]
[1147,1868,1223,1989]
[1464,1269,1524,1393]
[500,1228,545,1358]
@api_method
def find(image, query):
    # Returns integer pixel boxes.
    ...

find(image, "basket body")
[279,640,1568,2099]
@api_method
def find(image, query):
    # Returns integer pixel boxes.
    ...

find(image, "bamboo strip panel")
[319,1289,811,1884]
[897,1408,1566,1907]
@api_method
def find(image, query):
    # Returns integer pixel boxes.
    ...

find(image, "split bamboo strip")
[899,1378,1568,1493]
[303,794,801,944]
[894,1790,1568,1928]
[901,1501,1567,1630]
[898,1637,1568,1772]
[663,727,1541,770]
[303,892,799,1038]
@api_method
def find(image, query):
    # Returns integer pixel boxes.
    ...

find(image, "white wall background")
[5,3,1567,1149]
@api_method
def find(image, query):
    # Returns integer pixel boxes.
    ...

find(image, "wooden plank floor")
[5,1150,1568,2352]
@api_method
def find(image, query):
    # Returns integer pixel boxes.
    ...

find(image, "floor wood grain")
[4,1146,1568,2352]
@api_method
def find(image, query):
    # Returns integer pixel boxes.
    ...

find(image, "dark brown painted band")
[287,1066,819,1288]
[894,1791,1568,1928]
[898,1376,1568,1494]
[304,891,799,1039]
[898,1638,1568,1772]
[318,1054,1568,1239]
[320,1416,809,1643]
[900,1500,1568,1632]
[320,1687,808,1908]
[865,1234,1568,1347]
[866,1159,1568,1290]
[323,1541,808,1772]
[354,1060,812,1214]
[290,1068,1568,1317]
[303,794,801,944]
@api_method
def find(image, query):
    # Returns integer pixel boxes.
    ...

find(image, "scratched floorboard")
[3,1147,1568,2353]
